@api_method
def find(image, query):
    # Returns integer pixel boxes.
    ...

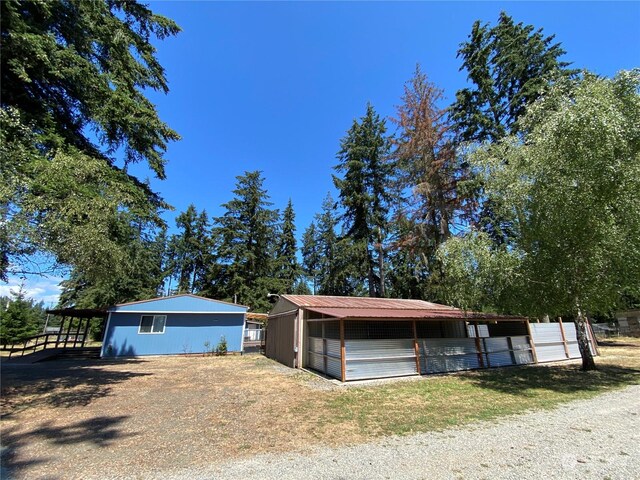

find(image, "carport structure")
[266,295,541,381]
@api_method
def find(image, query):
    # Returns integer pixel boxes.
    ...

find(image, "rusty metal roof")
[281,295,457,311]
[305,306,524,321]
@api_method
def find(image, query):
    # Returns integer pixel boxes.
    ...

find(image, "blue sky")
[9,1,640,305]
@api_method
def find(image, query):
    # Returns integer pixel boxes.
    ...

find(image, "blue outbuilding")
[100,294,247,357]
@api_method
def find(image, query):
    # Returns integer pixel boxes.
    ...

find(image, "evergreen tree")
[167,205,211,293]
[207,171,279,311]
[440,71,640,370]
[301,222,321,294]
[274,199,300,293]
[451,11,575,143]
[333,103,394,297]
[386,212,428,300]
[1,0,179,281]
[59,220,168,309]
[0,287,42,346]
[313,194,359,296]
[450,12,575,248]
[390,66,470,299]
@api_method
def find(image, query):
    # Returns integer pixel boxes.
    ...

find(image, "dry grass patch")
[1,339,639,479]
[322,339,640,437]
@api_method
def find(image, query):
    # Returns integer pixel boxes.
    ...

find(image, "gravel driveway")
[158,384,640,480]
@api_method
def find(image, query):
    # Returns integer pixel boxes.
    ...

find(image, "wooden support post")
[525,320,539,364]
[557,317,570,359]
[63,316,73,348]
[55,317,63,349]
[81,318,91,348]
[73,318,83,348]
[412,319,421,374]
[339,318,346,382]
[322,322,327,375]
[506,336,516,365]
[473,322,485,368]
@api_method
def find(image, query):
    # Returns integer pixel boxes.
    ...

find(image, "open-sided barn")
[265,295,596,382]
[101,294,247,357]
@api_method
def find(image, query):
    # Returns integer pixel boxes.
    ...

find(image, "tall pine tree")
[1,1,180,281]
[274,199,300,294]
[450,12,576,247]
[333,104,394,297]
[167,205,211,294]
[390,66,469,300]
[207,171,278,311]
[451,11,575,143]
[301,222,321,294]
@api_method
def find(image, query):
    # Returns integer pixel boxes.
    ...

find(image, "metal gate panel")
[530,323,568,363]
[345,357,417,381]
[483,337,509,352]
[535,344,568,362]
[345,339,415,359]
[308,351,324,371]
[308,337,323,354]
[343,339,417,381]
[511,336,534,364]
[422,338,478,356]
[423,353,480,374]
[326,339,341,358]
[514,350,534,364]
[483,338,515,368]
[486,351,515,367]
[326,357,342,379]
[420,338,481,374]
[562,323,594,357]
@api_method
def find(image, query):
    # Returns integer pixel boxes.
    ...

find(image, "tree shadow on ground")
[0,359,151,417]
[462,363,640,397]
[1,414,134,480]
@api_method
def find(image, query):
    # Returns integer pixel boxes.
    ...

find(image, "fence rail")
[8,333,88,358]
[244,329,264,341]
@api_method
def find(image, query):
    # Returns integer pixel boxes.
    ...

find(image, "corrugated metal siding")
[418,335,534,373]
[483,337,510,352]
[346,358,417,381]
[345,339,415,359]
[486,351,514,367]
[563,323,593,358]
[511,336,534,364]
[326,339,341,358]
[419,338,480,374]
[536,344,567,362]
[442,321,467,338]
[422,338,478,356]
[326,357,342,379]
[530,323,569,363]
[309,337,323,354]
[467,324,490,337]
[422,353,480,374]
[308,352,324,371]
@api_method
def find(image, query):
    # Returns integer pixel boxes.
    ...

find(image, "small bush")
[216,336,228,356]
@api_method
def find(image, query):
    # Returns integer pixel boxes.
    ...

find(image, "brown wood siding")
[265,312,297,368]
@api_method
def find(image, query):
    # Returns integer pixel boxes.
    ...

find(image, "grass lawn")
[1,337,639,479]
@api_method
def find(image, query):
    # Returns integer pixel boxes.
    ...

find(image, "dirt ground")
[1,355,349,479]
[1,341,639,480]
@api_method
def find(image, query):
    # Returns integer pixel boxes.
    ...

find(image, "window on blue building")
[139,315,167,334]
